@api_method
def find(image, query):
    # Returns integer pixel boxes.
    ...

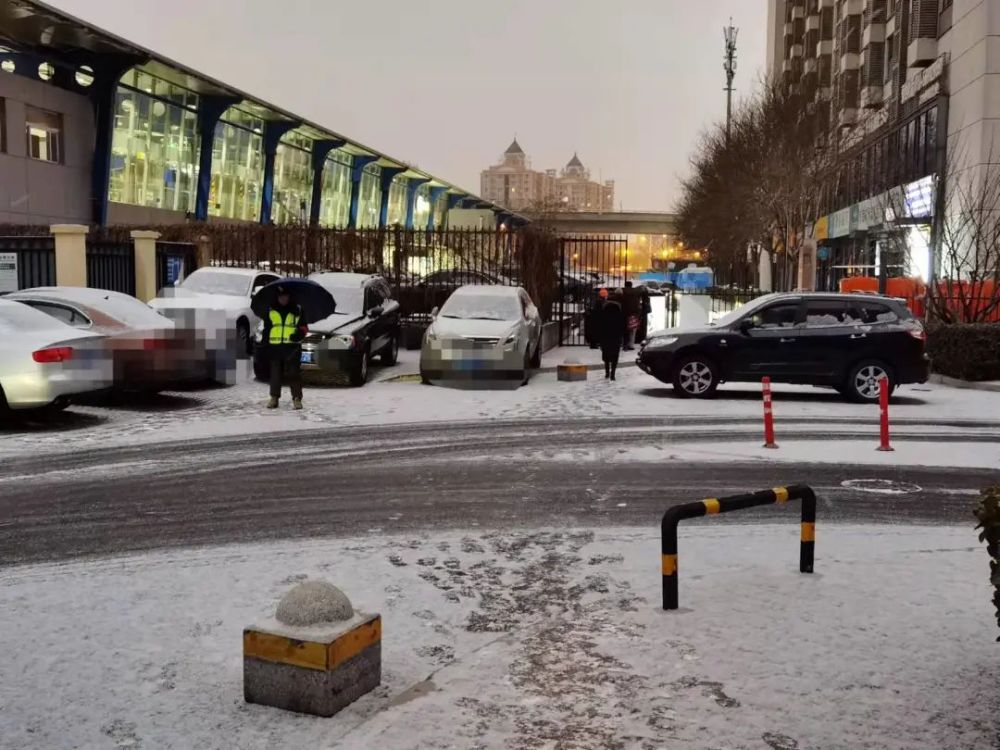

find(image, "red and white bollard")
[877,377,893,452]
[762,376,778,449]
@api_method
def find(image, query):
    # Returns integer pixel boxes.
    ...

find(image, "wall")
[107,202,189,226]
[0,71,93,225]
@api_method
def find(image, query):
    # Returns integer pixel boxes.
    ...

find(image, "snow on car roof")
[451,284,520,296]
[198,266,260,277]
[309,272,373,287]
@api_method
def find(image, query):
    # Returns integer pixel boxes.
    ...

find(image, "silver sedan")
[0,299,114,411]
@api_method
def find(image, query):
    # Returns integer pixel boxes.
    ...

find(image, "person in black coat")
[636,286,652,345]
[598,289,627,380]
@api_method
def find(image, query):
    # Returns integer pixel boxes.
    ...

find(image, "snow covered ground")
[1,525,995,749]
[2,354,1000,465]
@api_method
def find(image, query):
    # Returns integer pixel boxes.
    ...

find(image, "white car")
[420,285,543,385]
[0,299,114,412]
[149,267,280,356]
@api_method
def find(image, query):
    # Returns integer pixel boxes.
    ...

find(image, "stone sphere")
[275,581,353,626]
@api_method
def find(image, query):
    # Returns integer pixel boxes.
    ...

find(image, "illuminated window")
[109,71,200,213]
[386,176,408,226]
[412,183,432,229]
[272,131,313,225]
[37,62,54,81]
[209,106,265,222]
[1,60,13,74]
[25,107,62,163]
[356,163,381,229]
[75,66,94,88]
[318,150,352,228]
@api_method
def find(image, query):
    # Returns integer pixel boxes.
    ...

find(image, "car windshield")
[325,287,364,314]
[0,301,69,333]
[712,296,776,328]
[180,270,251,297]
[439,294,521,321]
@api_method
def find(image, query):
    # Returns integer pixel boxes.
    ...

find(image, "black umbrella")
[251,278,337,325]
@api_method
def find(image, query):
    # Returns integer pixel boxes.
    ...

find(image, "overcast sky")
[50,0,767,211]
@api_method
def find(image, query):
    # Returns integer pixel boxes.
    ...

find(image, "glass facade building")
[209,105,265,222]
[109,70,200,213]
[318,150,352,228]
[356,163,382,229]
[386,176,408,226]
[272,131,312,225]
[412,183,432,229]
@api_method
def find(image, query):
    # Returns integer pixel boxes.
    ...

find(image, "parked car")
[7,287,209,393]
[636,292,930,403]
[149,267,279,357]
[558,273,591,303]
[0,299,113,412]
[253,273,400,387]
[420,285,543,385]
[418,269,511,288]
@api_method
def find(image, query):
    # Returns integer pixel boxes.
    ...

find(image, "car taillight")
[33,346,74,363]
[908,327,927,341]
[143,338,170,351]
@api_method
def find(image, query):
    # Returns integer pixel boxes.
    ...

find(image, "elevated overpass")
[525,211,679,235]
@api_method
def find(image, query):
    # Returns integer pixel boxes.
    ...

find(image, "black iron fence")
[0,235,56,291]
[155,241,198,292]
[86,235,135,296]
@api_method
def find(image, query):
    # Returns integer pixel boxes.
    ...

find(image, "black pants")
[268,347,303,400]
[601,340,621,377]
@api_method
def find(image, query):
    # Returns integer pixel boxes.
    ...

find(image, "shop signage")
[0,252,17,293]
[813,215,829,241]
[828,208,851,238]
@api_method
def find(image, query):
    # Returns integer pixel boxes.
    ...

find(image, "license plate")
[301,351,315,365]
[457,359,484,371]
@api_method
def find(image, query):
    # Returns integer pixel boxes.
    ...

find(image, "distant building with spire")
[480,139,615,212]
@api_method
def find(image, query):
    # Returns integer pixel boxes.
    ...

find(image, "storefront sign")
[854,195,886,232]
[0,252,17,293]
[813,215,829,241]
[828,208,851,238]
[903,175,935,219]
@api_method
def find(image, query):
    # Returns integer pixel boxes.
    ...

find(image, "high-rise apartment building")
[480,140,615,212]
[766,0,1000,290]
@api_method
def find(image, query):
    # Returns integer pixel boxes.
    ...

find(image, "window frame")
[25,106,63,164]
[800,299,862,329]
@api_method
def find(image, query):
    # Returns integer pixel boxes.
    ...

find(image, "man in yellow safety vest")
[261,285,308,410]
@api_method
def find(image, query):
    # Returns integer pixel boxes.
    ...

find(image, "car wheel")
[349,349,370,387]
[381,335,399,365]
[237,319,252,358]
[845,361,894,404]
[253,358,269,382]
[671,355,719,399]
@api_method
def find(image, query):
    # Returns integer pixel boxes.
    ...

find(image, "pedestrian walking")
[622,281,641,351]
[597,288,626,380]
[261,285,308,410]
[636,285,652,345]
[584,291,604,349]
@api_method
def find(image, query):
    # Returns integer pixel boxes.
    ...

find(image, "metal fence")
[86,235,135,296]
[0,235,56,291]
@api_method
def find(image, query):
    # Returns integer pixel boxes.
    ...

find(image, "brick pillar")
[131,230,161,302]
[49,224,89,287]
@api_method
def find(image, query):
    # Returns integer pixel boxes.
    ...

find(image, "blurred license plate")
[301,351,315,365]
[457,359,485,371]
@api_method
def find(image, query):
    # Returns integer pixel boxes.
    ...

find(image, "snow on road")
[2,361,1000,464]
[1,525,995,749]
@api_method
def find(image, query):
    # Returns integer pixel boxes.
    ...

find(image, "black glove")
[289,330,305,344]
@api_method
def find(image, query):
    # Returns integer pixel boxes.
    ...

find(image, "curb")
[928,374,1000,393]
[537,361,638,375]
[377,361,639,382]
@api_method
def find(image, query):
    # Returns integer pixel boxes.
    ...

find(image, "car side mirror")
[739,319,754,334]
[431,306,440,318]
[252,286,264,296]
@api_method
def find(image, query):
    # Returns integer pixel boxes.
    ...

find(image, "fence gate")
[0,235,56,291]
[87,236,135,296]
[156,241,198,292]
[557,235,628,345]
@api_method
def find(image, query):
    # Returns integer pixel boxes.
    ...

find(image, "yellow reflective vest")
[268,308,301,345]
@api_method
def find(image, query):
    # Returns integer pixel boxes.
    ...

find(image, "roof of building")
[566,153,584,169]
[505,138,525,155]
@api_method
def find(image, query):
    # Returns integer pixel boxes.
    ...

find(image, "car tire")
[237,319,252,358]
[381,335,399,365]
[671,354,719,399]
[349,349,370,387]
[844,360,894,404]
[253,359,269,383]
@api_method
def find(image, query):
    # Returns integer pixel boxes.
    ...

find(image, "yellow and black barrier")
[661,484,816,610]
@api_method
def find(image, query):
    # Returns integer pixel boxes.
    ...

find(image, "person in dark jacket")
[636,286,653,345]
[585,290,605,349]
[598,288,627,380]
[261,285,308,410]
[622,281,641,351]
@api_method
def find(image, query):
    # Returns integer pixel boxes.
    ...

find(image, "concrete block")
[558,363,588,382]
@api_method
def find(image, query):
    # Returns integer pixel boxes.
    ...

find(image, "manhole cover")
[841,479,923,495]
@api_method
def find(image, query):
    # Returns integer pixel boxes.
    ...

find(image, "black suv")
[637,293,930,403]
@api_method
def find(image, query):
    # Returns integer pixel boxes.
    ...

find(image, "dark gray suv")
[636,293,930,403]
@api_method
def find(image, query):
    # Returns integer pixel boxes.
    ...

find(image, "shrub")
[926,323,1000,381]
[974,487,1000,641]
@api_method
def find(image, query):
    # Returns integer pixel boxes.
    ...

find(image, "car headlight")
[646,336,678,348]
[503,333,518,348]
[331,335,355,349]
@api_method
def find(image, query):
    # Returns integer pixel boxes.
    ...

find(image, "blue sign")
[165,257,184,285]
[817,247,830,262]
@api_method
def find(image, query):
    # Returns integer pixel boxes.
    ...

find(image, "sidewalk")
[929,373,1000,392]
[539,345,638,373]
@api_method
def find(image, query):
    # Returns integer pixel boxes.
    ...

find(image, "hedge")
[974,487,1000,641]
[926,323,1000,381]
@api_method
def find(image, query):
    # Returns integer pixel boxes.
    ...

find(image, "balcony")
[791,44,804,58]
[785,22,795,38]
[816,86,833,102]
[805,58,819,74]
[792,5,805,20]
[806,14,820,32]
[817,39,833,56]
[908,38,938,68]
[840,52,861,71]
[838,108,858,127]
[860,85,883,109]
[819,0,833,6]
[862,23,885,47]
[843,0,862,13]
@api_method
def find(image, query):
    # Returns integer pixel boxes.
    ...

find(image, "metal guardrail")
[661,484,816,610]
